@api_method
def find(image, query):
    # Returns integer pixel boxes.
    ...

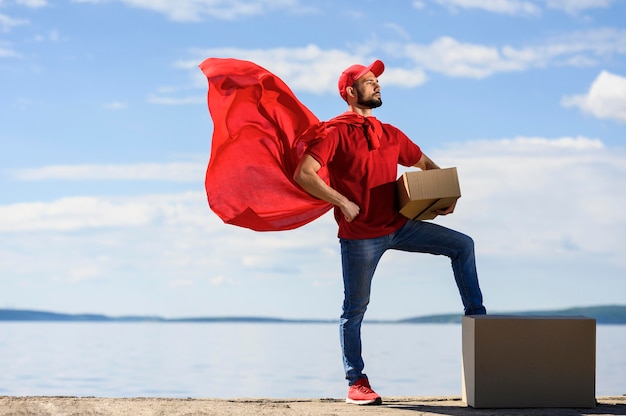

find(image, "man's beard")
[356,90,382,109]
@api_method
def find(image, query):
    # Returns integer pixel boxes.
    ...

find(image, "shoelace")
[354,384,374,393]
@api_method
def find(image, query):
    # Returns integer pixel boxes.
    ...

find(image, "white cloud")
[0,191,214,232]
[432,136,626,260]
[191,44,426,96]
[73,0,307,22]
[187,27,625,99]
[0,197,154,231]
[0,13,28,33]
[169,278,195,287]
[3,138,624,261]
[384,67,428,87]
[70,0,611,22]
[384,22,412,41]
[546,0,612,14]
[16,0,48,7]
[0,45,19,57]
[561,70,626,123]
[12,162,205,181]
[210,275,238,286]
[1,138,624,316]
[434,0,541,16]
[144,81,208,106]
[103,101,128,110]
[396,29,626,78]
[547,28,626,60]
[146,94,205,105]
[65,265,104,283]
[401,37,525,78]
[428,0,611,15]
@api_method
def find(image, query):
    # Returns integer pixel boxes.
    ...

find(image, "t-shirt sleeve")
[304,126,339,168]
[397,129,423,167]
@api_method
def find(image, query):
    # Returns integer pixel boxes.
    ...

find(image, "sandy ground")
[1,396,625,416]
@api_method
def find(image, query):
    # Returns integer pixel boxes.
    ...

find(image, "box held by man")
[396,167,461,220]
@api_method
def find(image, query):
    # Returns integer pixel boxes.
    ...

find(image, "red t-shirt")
[305,115,422,239]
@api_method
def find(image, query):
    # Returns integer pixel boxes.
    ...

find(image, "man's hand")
[340,200,360,222]
[413,153,441,171]
[433,200,456,216]
[294,155,359,220]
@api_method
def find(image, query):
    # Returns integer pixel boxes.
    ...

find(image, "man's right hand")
[340,201,360,222]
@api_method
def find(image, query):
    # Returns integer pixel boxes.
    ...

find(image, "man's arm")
[294,155,360,222]
[413,153,456,216]
[414,153,440,170]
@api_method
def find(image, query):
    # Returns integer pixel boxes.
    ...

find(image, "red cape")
[199,58,332,231]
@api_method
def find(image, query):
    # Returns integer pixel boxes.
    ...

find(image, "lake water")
[0,323,624,398]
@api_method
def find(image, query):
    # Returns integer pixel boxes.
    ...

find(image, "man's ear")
[347,87,355,97]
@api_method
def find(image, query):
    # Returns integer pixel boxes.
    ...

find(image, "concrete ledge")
[1,396,625,416]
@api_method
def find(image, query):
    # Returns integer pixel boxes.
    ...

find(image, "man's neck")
[347,105,372,117]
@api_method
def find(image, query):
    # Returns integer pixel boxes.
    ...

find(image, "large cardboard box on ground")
[396,168,461,220]
[462,315,596,408]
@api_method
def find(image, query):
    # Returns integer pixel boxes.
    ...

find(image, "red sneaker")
[346,378,382,405]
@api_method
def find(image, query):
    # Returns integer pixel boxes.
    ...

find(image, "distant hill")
[1,305,625,324]
[0,309,333,324]
[398,305,626,325]
[0,309,161,322]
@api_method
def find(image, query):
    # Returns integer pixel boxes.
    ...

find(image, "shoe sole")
[345,397,382,405]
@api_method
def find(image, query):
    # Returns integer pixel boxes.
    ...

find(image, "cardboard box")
[462,315,596,408]
[396,167,461,220]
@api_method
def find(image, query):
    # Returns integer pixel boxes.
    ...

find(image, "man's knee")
[457,232,475,251]
[341,298,370,320]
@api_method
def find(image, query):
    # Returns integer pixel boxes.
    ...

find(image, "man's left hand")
[433,200,457,216]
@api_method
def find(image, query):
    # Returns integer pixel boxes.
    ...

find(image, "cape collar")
[329,111,382,150]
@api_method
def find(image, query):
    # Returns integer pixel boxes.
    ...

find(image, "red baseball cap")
[338,59,385,101]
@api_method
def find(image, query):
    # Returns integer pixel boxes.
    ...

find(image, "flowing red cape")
[199,58,332,231]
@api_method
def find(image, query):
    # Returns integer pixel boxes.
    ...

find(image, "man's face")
[354,72,382,109]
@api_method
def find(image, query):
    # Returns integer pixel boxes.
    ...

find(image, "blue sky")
[1,0,625,320]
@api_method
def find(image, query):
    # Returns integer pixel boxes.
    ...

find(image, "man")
[293,60,486,405]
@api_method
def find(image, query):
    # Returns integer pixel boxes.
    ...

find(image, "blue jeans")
[339,219,486,384]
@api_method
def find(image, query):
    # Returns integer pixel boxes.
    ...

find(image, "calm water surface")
[0,323,624,398]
